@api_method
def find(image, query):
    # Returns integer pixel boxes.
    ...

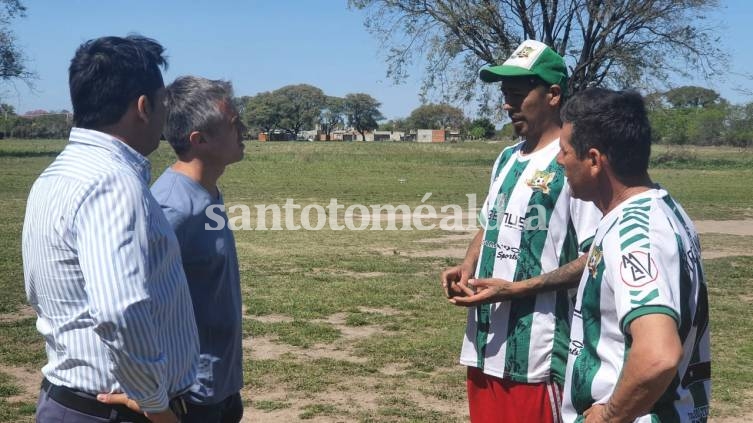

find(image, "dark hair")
[560,88,651,180]
[164,76,234,156]
[69,35,168,129]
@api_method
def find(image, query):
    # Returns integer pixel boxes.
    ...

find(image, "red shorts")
[466,366,563,423]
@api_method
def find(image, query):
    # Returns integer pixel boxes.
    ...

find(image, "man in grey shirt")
[151,76,246,422]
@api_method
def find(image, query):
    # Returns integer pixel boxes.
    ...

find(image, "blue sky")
[4,0,753,121]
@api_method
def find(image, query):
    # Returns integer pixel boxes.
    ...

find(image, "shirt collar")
[69,127,152,183]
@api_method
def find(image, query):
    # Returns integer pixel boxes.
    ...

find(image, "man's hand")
[583,403,614,423]
[440,263,475,298]
[97,393,141,413]
[97,393,178,423]
[448,277,524,306]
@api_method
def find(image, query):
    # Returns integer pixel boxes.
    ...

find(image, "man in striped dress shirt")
[22,35,199,423]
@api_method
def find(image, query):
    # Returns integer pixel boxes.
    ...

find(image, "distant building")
[257,129,295,141]
[416,129,446,143]
[373,130,405,141]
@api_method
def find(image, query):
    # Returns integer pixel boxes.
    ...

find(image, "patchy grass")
[706,257,753,418]
[1,139,751,421]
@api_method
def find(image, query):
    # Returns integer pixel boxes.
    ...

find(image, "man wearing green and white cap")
[441,40,600,422]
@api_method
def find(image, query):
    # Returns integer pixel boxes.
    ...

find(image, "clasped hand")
[440,264,523,306]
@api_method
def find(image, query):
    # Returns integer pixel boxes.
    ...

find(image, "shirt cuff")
[136,388,169,414]
[620,305,679,335]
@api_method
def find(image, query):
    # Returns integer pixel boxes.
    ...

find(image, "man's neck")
[171,159,225,198]
[596,174,655,215]
[96,117,153,157]
[521,124,561,154]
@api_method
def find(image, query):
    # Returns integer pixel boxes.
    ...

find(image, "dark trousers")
[182,392,243,423]
[35,387,149,423]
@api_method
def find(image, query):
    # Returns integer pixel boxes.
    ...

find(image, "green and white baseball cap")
[479,40,568,94]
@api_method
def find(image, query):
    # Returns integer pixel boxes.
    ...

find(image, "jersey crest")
[587,246,603,278]
[526,169,556,194]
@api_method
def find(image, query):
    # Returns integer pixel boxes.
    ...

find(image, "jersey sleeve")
[603,210,682,335]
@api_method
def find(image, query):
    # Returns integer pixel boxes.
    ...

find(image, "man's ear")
[188,130,205,146]
[548,85,563,107]
[587,147,605,176]
[136,95,151,123]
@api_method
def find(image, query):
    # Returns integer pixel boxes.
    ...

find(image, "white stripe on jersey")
[460,140,601,383]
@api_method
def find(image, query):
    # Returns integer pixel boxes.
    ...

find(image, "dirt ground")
[239,219,753,422]
[3,219,751,422]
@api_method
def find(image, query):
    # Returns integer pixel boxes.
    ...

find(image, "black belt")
[41,378,188,422]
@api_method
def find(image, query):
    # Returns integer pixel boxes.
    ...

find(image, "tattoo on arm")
[534,254,588,291]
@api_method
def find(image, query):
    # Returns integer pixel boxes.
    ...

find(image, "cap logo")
[513,46,535,59]
[502,42,545,70]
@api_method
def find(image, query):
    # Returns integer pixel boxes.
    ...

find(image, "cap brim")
[479,65,537,83]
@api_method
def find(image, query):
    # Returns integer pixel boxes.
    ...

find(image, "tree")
[407,103,465,129]
[240,91,283,138]
[349,0,726,107]
[318,96,345,141]
[664,86,721,109]
[466,117,496,140]
[0,102,13,138]
[649,86,728,145]
[0,1,33,85]
[727,103,753,148]
[275,84,326,138]
[343,93,384,141]
[379,117,408,131]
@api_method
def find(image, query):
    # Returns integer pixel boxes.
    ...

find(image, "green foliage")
[648,87,752,146]
[496,123,515,141]
[239,91,282,137]
[240,84,326,139]
[318,96,345,140]
[0,107,72,139]
[275,84,327,137]
[406,103,464,130]
[664,86,721,108]
[344,93,384,140]
[465,118,495,140]
[379,118,408,132]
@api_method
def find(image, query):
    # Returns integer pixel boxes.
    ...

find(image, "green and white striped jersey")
[460,140,600,384]
[562,188,711,423]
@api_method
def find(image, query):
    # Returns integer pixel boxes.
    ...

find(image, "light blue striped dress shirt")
[22,127,199,413]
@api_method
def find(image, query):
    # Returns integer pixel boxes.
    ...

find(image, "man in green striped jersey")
[441,40,601,423]
[557,88,710,422]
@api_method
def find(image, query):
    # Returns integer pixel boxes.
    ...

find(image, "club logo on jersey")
[620,250,659,287]
[587,246,603,278]
[526,170,555,194]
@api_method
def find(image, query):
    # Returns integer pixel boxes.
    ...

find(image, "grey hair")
[164,76,234,156]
